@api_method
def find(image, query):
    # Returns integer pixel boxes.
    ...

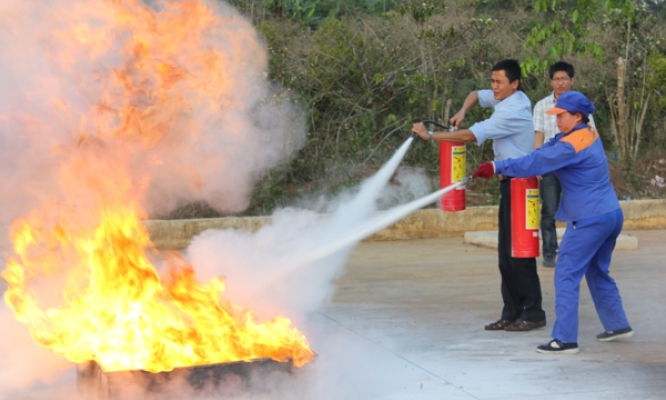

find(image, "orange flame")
[1,0,313,373]
[2,195,314,372]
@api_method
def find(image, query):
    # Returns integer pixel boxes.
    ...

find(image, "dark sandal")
[504,319,547,332]
[484,319,514,331]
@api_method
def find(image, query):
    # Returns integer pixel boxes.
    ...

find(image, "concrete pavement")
[0,228,663,399]
[321,229,666,399]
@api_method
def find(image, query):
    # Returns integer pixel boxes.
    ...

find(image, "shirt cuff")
[469,122,486,146]
[494,159,507,174]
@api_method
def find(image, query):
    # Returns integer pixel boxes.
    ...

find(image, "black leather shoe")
[504,319,547,331]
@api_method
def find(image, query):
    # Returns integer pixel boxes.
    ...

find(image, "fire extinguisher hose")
[410,119,457,138]
[420,120,456,131]
[297,176,471,265]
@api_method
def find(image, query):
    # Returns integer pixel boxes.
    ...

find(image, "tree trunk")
[616,57,628,158]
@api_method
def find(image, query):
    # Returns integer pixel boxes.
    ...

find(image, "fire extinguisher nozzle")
[411,132,418,139]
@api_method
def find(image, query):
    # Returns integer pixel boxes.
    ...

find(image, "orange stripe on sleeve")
[560,127,599,153]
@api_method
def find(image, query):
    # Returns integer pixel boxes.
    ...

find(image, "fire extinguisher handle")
[421,120,456,131]
[410,119,455,139]
[413,119,455,131]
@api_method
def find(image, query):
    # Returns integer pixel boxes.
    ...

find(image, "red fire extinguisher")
[510,177,540,258]
[439,140,466,211]
[418,120,466,211]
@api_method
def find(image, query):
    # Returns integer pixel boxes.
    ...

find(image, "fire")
[0,0,313,373]
[3,198,314,373]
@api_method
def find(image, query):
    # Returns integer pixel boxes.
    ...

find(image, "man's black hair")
[549,61,575,79]
[492,59,522,90]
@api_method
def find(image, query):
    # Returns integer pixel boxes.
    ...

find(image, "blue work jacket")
[494,123,620,222]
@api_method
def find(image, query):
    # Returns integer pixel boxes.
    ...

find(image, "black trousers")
[498,179,546,322]
[539,172,562,258]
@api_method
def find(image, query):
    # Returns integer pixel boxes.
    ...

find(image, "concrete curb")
[144,199,666,249]
[464,228,639,250]
[144,217,272,250]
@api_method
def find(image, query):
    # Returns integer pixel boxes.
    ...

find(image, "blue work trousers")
[540,172,561,258]
[551,207,630,343]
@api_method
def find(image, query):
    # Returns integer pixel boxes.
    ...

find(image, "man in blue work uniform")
[472,91,633,353]
[413,59,547,332]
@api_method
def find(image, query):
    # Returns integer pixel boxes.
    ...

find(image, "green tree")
[524,0,666,161]
[523,0,634,74]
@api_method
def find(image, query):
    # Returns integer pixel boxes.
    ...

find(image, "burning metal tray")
[77,358,305,400]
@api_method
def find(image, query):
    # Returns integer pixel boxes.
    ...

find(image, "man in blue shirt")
[413,59,547,332]
[473,91,633,353]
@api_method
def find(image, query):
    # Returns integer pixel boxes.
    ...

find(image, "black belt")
[500,175,514,181]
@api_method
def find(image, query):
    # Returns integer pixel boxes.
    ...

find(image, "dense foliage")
[168,0,666,218]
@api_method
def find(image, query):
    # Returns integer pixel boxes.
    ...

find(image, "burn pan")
[77,358,312,400]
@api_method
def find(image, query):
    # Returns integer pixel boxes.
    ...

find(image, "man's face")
[491,70,518,100]
[550,70,574,98]
[556,111,582,134]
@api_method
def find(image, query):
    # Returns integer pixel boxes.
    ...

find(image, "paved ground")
[1,229,664,399]
[320,229,666,400]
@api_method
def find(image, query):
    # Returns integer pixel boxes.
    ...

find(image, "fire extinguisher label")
[525,188,540,230]
[451,146,466,184]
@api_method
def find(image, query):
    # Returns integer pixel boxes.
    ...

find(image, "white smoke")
[291,167,433,214]
[185,139,416,324]
[0,0,307,396]
[0,305,75,398]
[0,0,434,398]
[376,168,433,210]
[0,0,306,224]
[0,135,421,399]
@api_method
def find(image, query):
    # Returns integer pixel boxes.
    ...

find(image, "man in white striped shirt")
[533,62,595,267]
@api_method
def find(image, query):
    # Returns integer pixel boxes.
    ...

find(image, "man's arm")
[412,123,477,143]
[450,91,479,128]
[431,129,476,143]
[533,99,546,150]
[534,130,545,149]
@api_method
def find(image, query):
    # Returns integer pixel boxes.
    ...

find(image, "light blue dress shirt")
[469,89,534,161]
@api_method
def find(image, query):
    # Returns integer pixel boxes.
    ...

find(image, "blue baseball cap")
[545,91,595,118]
